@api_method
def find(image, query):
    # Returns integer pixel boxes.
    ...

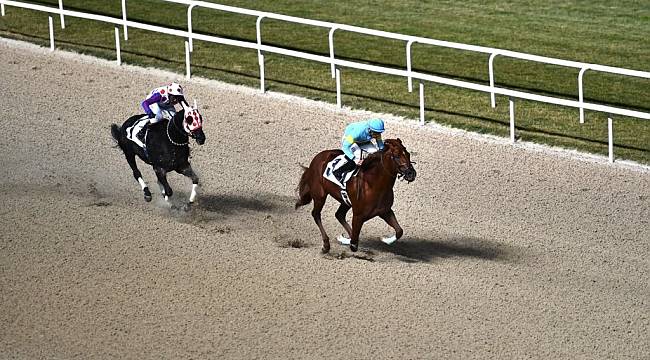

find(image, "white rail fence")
[1,0,649,163]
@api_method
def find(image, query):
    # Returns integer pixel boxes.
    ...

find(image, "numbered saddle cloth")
[323,154,358,189]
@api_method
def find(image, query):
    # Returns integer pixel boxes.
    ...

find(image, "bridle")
[379,147,413,180]
[166,115,188,146]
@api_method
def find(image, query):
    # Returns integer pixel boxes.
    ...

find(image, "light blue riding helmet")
[367,118,385,133]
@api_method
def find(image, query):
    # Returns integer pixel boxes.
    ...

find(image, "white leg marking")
[381,235,397,245]
[189,183,198,203]
[337,234,351,245]
[138,177,147,190]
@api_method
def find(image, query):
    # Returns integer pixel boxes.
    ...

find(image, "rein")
[166,115,188,146]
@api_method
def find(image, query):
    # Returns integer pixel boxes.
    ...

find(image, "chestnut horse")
[295,138,416,253]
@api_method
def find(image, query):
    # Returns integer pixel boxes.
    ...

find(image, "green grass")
[1,0,649,164]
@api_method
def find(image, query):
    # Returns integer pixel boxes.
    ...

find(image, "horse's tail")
[110,124,127,152]
[295,165,313,209]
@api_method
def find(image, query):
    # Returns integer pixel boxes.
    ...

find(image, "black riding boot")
[332,158,356,186]
[136,121,150,159]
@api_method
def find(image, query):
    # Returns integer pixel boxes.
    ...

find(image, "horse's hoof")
[144,188,152,202]
[381,235,397,245]
[350,244,358,252]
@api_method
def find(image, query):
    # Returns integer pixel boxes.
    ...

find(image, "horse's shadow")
[363,236,522,264]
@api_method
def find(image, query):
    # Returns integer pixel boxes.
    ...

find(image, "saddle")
[323,154,359,205]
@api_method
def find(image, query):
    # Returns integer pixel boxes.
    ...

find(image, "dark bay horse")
[295,138,416,253]
[111,107,205,206]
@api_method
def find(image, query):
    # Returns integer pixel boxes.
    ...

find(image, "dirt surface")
[1,38,649,359]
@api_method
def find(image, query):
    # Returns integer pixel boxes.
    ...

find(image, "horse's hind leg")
[335,204,352,238]
[153,167,172,202]
[311,196,331,254]
[379,210,403,245]
[177,165,199,205]
[125,151,152,202]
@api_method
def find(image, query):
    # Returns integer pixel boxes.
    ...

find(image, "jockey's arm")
[376,136,385,151]
[341,135,356,160]
[142,92,162,118]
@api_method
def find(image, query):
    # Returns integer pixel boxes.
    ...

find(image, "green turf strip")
[1,0,648,164]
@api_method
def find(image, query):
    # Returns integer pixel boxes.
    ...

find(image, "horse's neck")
[362,154,397,184]
[168,114,188,141]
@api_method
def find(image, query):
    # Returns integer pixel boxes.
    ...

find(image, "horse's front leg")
[177,164,199,204]
[125,151,152,202]
[379,210,403,245]
[153,167,172,202]
[334,204,353,245]
[350,215,365,252]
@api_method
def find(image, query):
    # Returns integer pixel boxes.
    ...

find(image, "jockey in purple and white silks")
[142,82,188,123]
[131,82,189,150]
[332,118,385,185]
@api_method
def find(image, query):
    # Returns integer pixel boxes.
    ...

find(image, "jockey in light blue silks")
[332,118,385,185]
[130,82,189,151]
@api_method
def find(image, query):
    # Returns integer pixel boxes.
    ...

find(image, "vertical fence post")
[114,26,121,65]
[1,3,5,17]
[187,4,196,52]
[58,0,65,29]
[509,97,516,143]
[185,41,191,79]
[329,27,337,78]
[578,67,588,124]
[406,40,414,92]
[419,81,425,126]
[256,16,265,93]
[489,53,498,108]
[608,115,614,163]
[48,16,55,51]
[336,68,342,109]
[121,0,128,40]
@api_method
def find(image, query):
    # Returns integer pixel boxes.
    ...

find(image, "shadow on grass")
[363,236,522,264]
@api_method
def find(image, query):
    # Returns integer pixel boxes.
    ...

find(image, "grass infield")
[1,0,648,164]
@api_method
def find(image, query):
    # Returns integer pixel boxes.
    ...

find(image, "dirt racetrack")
[1,38,649,359]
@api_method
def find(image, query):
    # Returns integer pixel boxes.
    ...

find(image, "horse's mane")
[359,139,401,170]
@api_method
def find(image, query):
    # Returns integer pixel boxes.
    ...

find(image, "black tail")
[295,165,313,209]
[110,124,127,152]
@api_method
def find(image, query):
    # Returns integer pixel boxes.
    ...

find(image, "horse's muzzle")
[192,130,206,145]
[401,166,417,182]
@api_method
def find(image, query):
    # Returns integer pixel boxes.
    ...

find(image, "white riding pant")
[350,142,380,161]
[148,103,177,124]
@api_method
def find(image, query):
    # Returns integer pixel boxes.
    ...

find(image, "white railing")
[1,0,649,163]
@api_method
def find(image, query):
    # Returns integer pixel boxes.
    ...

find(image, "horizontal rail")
[2,0,646,120]
[176,0,650,79]
[1,0,648,163]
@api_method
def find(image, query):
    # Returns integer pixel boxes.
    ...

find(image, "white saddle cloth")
[323,154,358,189]
[125,116,150,148]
